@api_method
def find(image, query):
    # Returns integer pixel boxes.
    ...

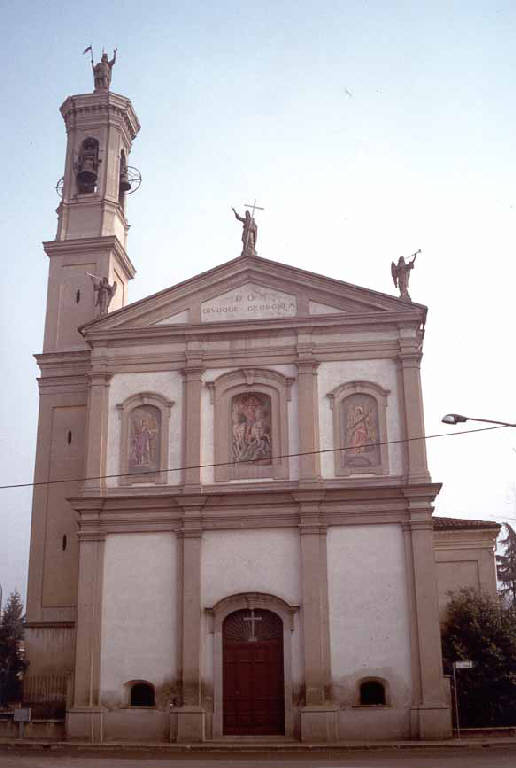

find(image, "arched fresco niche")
[128,404,161,474]
[206,368,294,482]
[117,392,174,485]
[327,381,390,477]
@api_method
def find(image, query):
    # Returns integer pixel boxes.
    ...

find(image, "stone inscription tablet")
[201,283,297,322]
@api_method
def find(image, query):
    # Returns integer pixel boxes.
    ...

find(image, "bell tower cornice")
[60,92,140,145]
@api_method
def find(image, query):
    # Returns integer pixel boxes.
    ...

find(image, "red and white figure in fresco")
[343,396,381,470]
[346,404,374,455]
[231,392,272,464]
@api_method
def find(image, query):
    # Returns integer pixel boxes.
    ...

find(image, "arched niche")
[116,392,174,485]
[356,677,389,707]
[327,380,390,477]
[206,368,294,482]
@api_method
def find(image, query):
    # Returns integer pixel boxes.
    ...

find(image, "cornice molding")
[43,236,136,281]
[60,91,140,140]
[25,621,75,629]
[82,309,424,342]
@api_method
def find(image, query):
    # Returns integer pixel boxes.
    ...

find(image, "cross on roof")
[244,200,264,218]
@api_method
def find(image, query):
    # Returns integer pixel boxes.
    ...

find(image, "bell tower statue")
[43,51,140,351]
[24,55,140,721]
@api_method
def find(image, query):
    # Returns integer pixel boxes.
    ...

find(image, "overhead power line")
[0,423,510,492]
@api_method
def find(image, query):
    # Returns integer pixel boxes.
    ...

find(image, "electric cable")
[0,423,511,491]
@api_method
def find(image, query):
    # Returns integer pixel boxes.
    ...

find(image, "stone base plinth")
[410,705,452,739]
[171,705,206,742]
[300,704,338,742]
[66,707,104,742]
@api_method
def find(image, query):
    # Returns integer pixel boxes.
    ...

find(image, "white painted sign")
[13,708,31,722]
[453,660,474,669]
[201,283,297,322]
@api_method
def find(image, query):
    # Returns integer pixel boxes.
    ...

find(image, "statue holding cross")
[232,200,263,255]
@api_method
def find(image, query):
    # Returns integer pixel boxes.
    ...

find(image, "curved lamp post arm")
[442,413,516,428]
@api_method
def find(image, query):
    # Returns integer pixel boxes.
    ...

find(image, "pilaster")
[175,497,206,742]
[296,357,321,483]
[296,494,335,740]
[67,509,105,742]
[83,372,111,492]
[298,497,336,741]
[398,347,431,483]
[182,359,204,491]
[403,493,452,738]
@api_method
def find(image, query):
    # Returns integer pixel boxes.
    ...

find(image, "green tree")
[441,588,516,727]
[0,591,25,705]
[497,522,516,606]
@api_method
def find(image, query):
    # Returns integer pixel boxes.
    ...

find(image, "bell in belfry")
[119,150,131,193]
[119,168,131,193]
[76,137,100,193]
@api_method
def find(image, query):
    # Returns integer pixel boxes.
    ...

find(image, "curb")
[1,738,516,754]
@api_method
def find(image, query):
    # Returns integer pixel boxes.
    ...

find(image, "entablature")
[68,480,442,535]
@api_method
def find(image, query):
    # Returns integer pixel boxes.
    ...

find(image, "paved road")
[0,746,515,768]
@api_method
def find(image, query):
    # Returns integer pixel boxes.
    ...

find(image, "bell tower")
[43,66,140,351]
[24,59,140,719]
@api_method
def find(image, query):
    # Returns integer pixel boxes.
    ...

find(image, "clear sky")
[1,0,515,604]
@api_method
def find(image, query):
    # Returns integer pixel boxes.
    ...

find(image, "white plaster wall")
[107,371,184,486]
[100,533,178,701]
[201,529,301,607]
[201,364,299,484]
[317,359,402,479]
[327,524,412,701]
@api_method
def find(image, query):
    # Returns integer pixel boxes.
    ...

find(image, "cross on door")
[243,609,262,642]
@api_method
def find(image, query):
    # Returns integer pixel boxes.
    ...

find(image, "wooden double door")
[223,608,285,735]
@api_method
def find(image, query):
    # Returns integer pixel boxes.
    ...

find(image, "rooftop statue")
[391,249,420,301]
[232,207,258,255]
[232,201,264,256]
[89,48,117,92]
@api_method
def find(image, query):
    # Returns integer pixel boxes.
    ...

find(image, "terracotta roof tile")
[432,516,501,531]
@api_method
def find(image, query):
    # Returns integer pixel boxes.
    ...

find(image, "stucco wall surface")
[100,533,179,705]
[106,371,183,487]
[201,528,301,607]
[327,524,412,706]
[317,360,402,479]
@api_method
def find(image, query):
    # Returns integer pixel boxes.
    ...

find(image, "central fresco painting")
[231,392,272,464]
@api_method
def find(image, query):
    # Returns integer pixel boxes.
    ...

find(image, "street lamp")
[442,413,516,428]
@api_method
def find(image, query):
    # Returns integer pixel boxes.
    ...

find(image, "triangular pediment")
[81,253,425,335]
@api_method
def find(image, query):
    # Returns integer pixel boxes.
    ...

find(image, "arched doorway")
[223,608,285,735]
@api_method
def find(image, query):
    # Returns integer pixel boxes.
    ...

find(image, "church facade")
[24,73,459,744]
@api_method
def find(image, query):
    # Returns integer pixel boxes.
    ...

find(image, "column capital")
[77,530,106,542]
[296,359,319,375]
[87,371,112,387]
[397,351,422,367]
[403,518,433,533]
